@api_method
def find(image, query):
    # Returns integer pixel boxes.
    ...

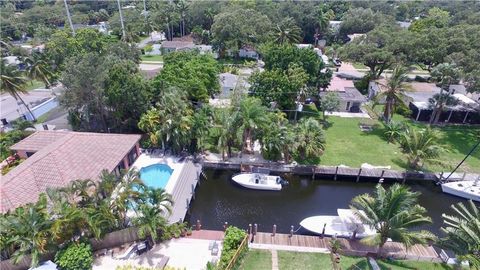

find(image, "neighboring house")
[329,20,342,31]
[238,46,259,60]
[218,72,250,99]
[161,41,196,54]
[195,45,218,58]
[1,131,141,212]
[347,33,366,43]
[145,44,162,55]
[296,44,313,49]
[319,76,366,113]
[368,80,480,124]
[396,21,412,28]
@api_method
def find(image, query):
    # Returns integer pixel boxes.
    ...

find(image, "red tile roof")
[327,76,355,92]
[1,131,141,212]
[10,130,70,152]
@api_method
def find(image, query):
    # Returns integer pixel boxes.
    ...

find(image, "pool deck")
[132,154,202,224]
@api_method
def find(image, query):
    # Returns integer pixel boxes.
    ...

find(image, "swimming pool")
[139,164,174,189]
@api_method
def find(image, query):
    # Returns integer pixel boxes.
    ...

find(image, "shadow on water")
[186,169,475,236]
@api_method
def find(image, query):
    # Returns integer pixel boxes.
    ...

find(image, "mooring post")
[403,171,407,184]
[312,167,316,180]
[249,224,252,235]
[380,170,385,179]
[223,222,228,231]
[272,224,276,236]
[289,225,294,238]
[440,171,444,181]
[253,223,258,235]
[334,166,338,181]
[356,168,362,182]
[196,219,201,231]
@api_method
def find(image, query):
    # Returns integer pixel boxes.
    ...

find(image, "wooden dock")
[169,160,202,224]
[251,232,441,262]
[202,161,443,182]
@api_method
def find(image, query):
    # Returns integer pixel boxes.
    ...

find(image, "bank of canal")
[186,168,472,236]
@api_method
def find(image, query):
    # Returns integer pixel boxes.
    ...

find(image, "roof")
[10,130,70,152]
[161,41,195,49]
[1,131,141,212]
[327,76,355,92]
[320,87,366,102]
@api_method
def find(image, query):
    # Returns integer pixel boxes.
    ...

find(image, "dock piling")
[196,219,201,231]
[312,167,316,180]
[253,223,258,235]
[356,168,362,182]
[272,224,276,236]
[289,225,294,238]
[403,171,407,184]
[249,224,252,235]
[334,166,338,181]
[223,222,228,231]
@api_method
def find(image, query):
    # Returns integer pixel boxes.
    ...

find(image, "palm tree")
[110,170,145,228]
[176,0,189,37]
[315,9,331,45]
[439,200,480,268]
[5,194,52,268]
[294,118,326,161]
[383,121,406,143]
[238,97,268,153]
[400,127,446,169]
[0,59,36,121]
[21,52,54,88]
[134,204,168,243]
[212,108,238,160]
[350,184,436,256]
[141,187,173,216]
[429,63,461,124]
[138,108,162,147]
[375,66,410,123]
[261,112,294,162]
[274,17,302,44]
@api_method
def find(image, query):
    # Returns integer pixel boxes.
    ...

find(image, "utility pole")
[63,0,75,36]
[143,0,147,20]
[116,0,126,40]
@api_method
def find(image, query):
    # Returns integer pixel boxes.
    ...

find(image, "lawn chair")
[156,255,170,269]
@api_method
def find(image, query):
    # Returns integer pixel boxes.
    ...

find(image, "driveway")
[137,31,165,48]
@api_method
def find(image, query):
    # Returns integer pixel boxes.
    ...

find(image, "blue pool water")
[139,164,173,189]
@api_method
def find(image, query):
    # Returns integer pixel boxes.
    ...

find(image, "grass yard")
[237,249,271,270]
[377,259,455,270]
[277,251,368,270]
[25,80,45,91]
[140,54,163,62]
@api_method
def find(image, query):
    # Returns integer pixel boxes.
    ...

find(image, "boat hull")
[232,173,282,191]
[441,181,480,202]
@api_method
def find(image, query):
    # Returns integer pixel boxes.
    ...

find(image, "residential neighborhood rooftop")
[1,131,141,212]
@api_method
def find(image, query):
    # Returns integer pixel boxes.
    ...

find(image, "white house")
[238,46,259,60]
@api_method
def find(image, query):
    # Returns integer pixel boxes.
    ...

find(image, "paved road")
[0,89,55,122]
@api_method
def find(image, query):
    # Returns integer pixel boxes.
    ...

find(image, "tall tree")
[400,127,446,169]
[319,92,340,120]
[274,17,301,44]
[21,52,54,88]
[0,59,36,121]
[429,63,461,124]
[439,200,480,269]
[375,66,410,122]
[350,184,435,255]
[237,97,268,154]
[293,118,326,163]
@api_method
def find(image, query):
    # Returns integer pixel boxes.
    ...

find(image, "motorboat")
[300,209,376,238]
[441,180,480,202]
[232,172,287,191]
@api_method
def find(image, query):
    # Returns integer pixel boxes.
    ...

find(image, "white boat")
[300,209,376,238]
[232,173,285,191]
[441,180,480,202]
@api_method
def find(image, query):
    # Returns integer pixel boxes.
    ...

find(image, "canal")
[186,169,471,236]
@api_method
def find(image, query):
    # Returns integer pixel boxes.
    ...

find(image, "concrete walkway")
[271,249,279,270]
[325,111,371,118]
[250,243,329,253]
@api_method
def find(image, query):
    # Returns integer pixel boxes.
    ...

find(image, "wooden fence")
[225,234,249,270]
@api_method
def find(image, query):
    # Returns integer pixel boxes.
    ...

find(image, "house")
[160,41,195,54]
[319,76,366,113]
[347,33,366,43]
[238,45,259,60]
[195,45,218,58]
[368,80,480,124]
[1,131,141,212]
[218,72,250,99]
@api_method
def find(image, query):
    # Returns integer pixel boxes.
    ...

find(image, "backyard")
[140,54,163,62]
[238,250,455,270]
[320,115,480,172]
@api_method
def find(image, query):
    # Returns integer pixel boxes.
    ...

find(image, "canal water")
[186,169,472,236]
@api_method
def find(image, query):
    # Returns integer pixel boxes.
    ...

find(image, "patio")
[93,237,222,270]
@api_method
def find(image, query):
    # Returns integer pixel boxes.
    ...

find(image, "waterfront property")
[132,153,202,223]
[1,130,141,212]
[320,76,366,113]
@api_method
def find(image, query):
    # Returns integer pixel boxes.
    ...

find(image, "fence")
[225,234,249,270]
[24,97,58,121]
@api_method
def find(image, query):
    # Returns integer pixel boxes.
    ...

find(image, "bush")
[55,242,93,270]
[394,104,412,118]
[414,75,429,82]
[0,130,26,160]
[218,226,247,269]
[353,74,372,95]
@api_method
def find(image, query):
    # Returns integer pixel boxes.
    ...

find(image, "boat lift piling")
[272,224,276,236]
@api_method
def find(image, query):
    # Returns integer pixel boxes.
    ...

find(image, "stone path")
[271,249,279,270]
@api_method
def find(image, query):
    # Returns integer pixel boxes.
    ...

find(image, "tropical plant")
[110,170,146,228]
[4,194,52,268]
[21,52,54,88]
[439,200,480,268]
[375,66,411,123]
[134,204,168,243]
[293,118,326,163]
[211,108,238,160]
[319,92,340,120]
[54,242,94,270]
[274,17,302,44]
[400,127,446,169]
[237,97,268,154]
[218,226,247,269]
[429,63,461,124]
[350,184,436,255]
[261,112,294,162]
[0,59,36,121]
[383,121,406,143]
[141,187,173,216]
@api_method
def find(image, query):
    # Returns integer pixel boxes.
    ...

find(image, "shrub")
[353,74,372,95]
[218,226,248,269]
[394,103,412,118]
[55,242,93,270]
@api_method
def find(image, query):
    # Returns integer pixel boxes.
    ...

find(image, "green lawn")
[377,259,455,270]
[237,249,271,270]
[140,54,163,62]
[25,80,45,91]
[278,251,368,270]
